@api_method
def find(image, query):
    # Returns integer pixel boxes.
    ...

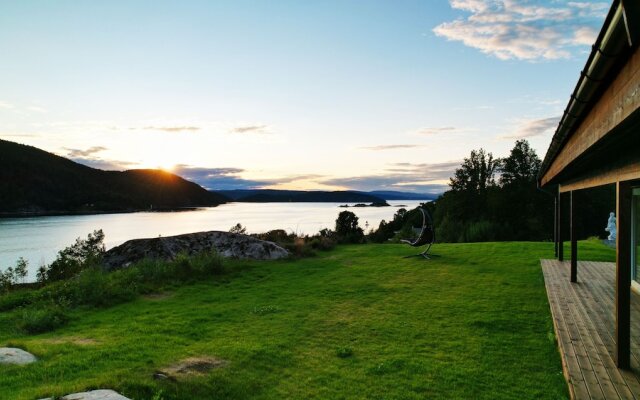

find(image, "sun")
[141,156,178,172]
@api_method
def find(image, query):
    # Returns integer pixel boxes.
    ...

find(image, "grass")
[0,240,615,399]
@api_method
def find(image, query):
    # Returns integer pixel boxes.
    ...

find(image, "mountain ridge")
[0,140,228,216]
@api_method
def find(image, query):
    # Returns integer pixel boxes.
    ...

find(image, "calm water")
[0,200,425,280]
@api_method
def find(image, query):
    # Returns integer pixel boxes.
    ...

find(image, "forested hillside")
[0,140,227,215]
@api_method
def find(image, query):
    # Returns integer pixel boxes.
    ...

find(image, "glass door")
[633,188,640,283]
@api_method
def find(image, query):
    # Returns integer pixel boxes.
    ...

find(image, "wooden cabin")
[538,0,640,369]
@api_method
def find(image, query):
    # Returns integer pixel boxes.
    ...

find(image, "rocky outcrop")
[102,231,289,270]
[0,347,37,365]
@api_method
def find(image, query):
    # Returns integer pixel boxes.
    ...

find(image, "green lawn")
[0,240,616,399]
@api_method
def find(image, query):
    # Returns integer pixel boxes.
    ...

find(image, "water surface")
[0,200,425,279]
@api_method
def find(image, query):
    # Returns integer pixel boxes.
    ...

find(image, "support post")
[554,194,559,258]
[616,180,632,369]
[558,189,564,262]
[570,191,578,283]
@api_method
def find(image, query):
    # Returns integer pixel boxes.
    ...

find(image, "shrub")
[229,223,247,235]
[189,251,225,275]
[41,230,106,282]
[0,268,14,293]
[19,304,69,334]
[464,220,499,243]
[307,236,336,251]
[253,229,292,243]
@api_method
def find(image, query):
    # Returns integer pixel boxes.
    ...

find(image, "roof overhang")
[538,0,640,189]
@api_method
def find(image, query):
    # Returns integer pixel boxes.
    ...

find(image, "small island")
[339,201,390,208]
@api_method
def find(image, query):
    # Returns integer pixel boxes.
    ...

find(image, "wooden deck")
[542,259,640,399]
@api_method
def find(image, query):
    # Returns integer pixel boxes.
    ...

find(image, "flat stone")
[0,347,37,365]
[41,389,131,400]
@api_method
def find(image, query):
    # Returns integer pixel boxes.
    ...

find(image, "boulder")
[38,389,130,400]
[103,231,289,270]
[0,347,37,365]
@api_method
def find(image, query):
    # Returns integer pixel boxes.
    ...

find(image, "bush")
[253,229,292,243]
[19,305,69,334]
[229,223,247,235]
[463,220,499,242]
[41,230,106,282]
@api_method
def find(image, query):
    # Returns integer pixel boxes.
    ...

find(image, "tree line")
[367,140,555,243]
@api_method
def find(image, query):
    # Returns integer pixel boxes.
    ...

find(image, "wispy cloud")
[73,158,136,171]
[174,165,318,190]
[26,105,47,113]
[65,146,137,171]
[142,126,200,132]
[414,126,458,135]
[501,116,560,139]
[434,0,608,61]
[229,124,270,134]
[319,161,460,194]
[0,101,14,110]
[65,146,108,158]
[359,144,425,151]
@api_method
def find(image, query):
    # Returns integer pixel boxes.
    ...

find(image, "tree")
[500,139,541,186]
[335,211,364,243]
[229,223,247,235]
[14,257,28,284]
[450,148,500,192]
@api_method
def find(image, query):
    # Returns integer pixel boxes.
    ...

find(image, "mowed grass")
[0,240,615,399]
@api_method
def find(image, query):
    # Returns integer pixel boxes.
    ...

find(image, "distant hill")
[213,189,436,203]
[368,191,437,201]
[0,140,228,216]
[214,189,386,203]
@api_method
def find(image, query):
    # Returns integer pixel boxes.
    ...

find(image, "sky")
[0,0,610,194]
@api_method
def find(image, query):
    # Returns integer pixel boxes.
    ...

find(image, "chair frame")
[400,207,436,259]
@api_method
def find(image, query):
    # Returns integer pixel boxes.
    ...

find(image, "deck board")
[542,259,640,399]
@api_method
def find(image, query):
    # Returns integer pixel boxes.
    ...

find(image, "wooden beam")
[541,44,640,186]
[558,189,564,262]
[558,161,640,193]
[570,191,577,283]
[615,180,632,369]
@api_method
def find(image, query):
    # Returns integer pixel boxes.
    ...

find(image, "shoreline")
[0,200,433,219]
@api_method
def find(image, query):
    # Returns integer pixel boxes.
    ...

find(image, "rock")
[152,372,174,381]
[0,347,37,365]
[102,231,289,270]
[38,389,131,400]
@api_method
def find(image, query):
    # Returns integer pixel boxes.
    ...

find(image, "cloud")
[320,175,448,194]
[65,146,108,158]
[73,158,136,171]
[26,105,47,113]
[0,101,14,110]
[414,126,458,135]
[501,116,560,139]
[64,146,137,171]
[319,161,460,194]
[173,165,318,190]
[434,0,608,61]
[359,144,425,151]
[142,126,200,132]
[229,124,270,134]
